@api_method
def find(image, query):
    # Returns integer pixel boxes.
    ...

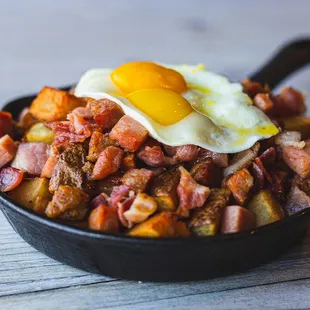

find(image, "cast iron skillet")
[1,39,310,282]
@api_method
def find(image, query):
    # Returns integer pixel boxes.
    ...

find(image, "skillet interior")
[1,93,310,281]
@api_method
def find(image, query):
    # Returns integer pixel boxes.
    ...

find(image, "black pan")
[1,39,310,282]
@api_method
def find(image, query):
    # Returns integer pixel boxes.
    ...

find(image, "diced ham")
[91,146,124,180]
[282,141,310,178]
[138,146,166,167]
[109,115,148,152]
[11,142,50,176]
[173,145,199,162]
[176,166,210,218]
[199,149,228,168]
[221,205,256,233]
[88,204,120,233]
[109,185,131,207]
[0,135,17,168]
[87,131,118,162]
[88,98,124,130]
[253,93,274,113]
[0,167,24,192]
[122,168,154,193]
[226,168,254,205]
[123,193,158,228]
[90,193,109,210]
[0,111,13,138]
[117,195,135,227]
[121,153,136,171]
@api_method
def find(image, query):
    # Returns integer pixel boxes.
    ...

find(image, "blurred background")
[1,0,310,105]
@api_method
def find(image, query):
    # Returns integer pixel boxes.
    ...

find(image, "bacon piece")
[88,98,124,130]
[123,193,158,228]
[122,168,154,193]
[67,107,93,138]
[45,121,87,147]
[11,142,50,176]
[0,135,17,168]
[221,205,256,233]
[88,204,120,233]
[109,185,131,207]
[226,168,254,205]
[90,193,109,210]
[87,131,118,162]
[199,149,228,168]
[272,87,306,117]
[45,185,89,220]
[91,146,124,180]
[109,115,148,152]
[275,131,305,149]
[41,146,59,178]
[117,195,135,227]
[138,146,166,167]
[0,111,13,138]
[282,141,310,178]
[0,167,24,192]
[176,166,210,218]
[253,93,274,113]
[121,153,136,171]
[96,173,122,196]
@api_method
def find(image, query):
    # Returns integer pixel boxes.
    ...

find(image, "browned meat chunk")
[122,168,154,193]
[138,146,166,167]
[109,115,148,152]
[87,131,118,162]
[121,153,136,171]
[198,149,228,167]
[242,78,269,98]
[190,157,221,187]
[49,143,87,192]
[45,185,89,220]
[226,168,254,205]
[0,135,17,169]
[88,98,124,130]
[91,146,124,180]
[253,93,274,113]
[221,205,256,233]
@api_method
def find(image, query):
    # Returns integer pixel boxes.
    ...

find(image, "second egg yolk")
[127,89,193,125]
[110,61,187,94]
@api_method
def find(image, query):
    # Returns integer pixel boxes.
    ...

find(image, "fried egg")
[74,62,279,153]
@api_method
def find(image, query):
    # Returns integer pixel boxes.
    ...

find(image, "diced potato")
[155,196,176,212]
[8,177,51,214]
[89,205,120,233]
[26,123,55,144]
[247,189,285,226]
[282,116,310,139]
[188,189,230,236]
[29,86,85,122]
[128,212,189,238]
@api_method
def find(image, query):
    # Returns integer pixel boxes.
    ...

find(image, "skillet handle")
[249,38,310,90]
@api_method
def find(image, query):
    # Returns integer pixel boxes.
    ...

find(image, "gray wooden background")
[1,1,310,309]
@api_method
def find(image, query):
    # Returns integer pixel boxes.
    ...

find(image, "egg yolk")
[127,89,192,125]
[110,61,187,94]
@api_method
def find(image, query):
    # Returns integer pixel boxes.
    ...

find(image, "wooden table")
[1,1,310,309]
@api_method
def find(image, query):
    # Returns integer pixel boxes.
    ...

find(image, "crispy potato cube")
[282,116,310,140]
[128,212,188,238]
[29,87,85,122]
[26,123,55,144]
[8,177,51,214]
[247,190,285,226]
[89,204,119,233]
[155,196,176,212]
[189,189,230,236]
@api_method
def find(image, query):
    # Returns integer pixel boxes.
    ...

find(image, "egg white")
[74,65,278,153]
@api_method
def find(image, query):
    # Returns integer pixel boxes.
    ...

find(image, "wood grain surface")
[1,1,310,309]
